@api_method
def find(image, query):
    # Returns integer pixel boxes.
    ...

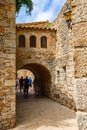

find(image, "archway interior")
[17,63,52,97]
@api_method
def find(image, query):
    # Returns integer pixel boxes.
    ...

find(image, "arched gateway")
[17,63,52,96]
[0,0,87,130]
[16,21,56,97]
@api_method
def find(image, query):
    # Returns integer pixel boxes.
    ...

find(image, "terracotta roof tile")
[16,20,56,31]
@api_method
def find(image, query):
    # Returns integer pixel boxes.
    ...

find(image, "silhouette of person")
[24,76,29,95]
[19,76,24,93]
[33,77,39,95]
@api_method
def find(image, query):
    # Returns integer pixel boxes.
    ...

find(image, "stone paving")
[10,89,77,130]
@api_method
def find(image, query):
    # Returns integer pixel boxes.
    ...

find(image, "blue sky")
[16,0,67,23]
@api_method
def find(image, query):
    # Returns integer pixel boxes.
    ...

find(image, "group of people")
[16,76,40,96]
[17,76,32,95]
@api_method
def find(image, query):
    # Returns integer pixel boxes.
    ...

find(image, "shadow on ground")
[12,89,77,130]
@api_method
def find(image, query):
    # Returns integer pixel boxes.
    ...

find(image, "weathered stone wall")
[0,0,16,129]
[52,0,87,129]
[52,0,76,110]
[72,0,87,129]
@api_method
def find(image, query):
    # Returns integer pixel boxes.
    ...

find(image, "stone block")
[5,80,15,86]
[0,26,5,32]
[11,102,15,112]
[77,111,87,130]
[75,78,87,112]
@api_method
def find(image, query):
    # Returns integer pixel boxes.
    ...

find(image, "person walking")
[28,77,32,92]
[28,77,32,87]
[33,77,39,96]
[19,76,24,93]
[24,76,29,95]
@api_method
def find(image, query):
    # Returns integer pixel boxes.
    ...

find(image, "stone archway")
[17,63,52,97]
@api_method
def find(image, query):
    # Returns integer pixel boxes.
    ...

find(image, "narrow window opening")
[41,36,47,48]
[18,35,25,47]
[30,36,36,48]
[63,66,66,80]
[66,19,72,30]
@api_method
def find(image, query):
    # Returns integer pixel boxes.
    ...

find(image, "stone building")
[16,21,56,96]
[0,0,87,130]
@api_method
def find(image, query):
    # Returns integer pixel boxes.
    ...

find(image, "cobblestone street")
[11,89,77,130]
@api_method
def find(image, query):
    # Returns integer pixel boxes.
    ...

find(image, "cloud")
[16,0,67,23]
[34,11,53,22]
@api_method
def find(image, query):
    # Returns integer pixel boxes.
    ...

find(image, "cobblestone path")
[11,90,77,130]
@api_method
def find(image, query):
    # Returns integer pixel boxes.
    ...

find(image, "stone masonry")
[0,0,87,130]
[52,0,87,129]
[51,0,76,111]
[16,22,56,96]
[0,0,16,130]
[72,0,87,129]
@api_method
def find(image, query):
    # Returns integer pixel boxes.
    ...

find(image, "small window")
[63,66,66,80]
[41,36,47,48]
[30,35,36,48]
[66,19,72,30]
[18,35,25,47]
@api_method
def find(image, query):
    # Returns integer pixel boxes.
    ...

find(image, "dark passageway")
[16,63,52,98]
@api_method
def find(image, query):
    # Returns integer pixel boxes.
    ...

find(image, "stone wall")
[52,0,76,110]
[52,0,87,129]
[72,0,87,129]
[0,0,16,129]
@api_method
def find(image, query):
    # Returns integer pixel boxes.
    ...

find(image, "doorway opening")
[16,63,52,99]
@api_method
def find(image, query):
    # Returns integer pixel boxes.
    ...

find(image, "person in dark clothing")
[33,77,40,96]
[24,76,29,95]
[19,76,24,93]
